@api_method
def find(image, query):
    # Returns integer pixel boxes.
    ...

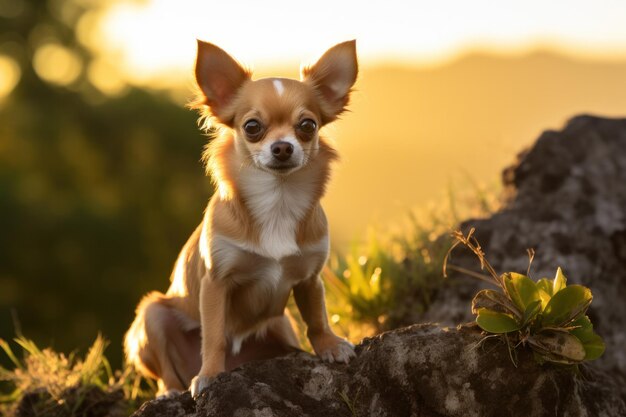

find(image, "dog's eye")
[298,119,317,135]
[243,119,263,142]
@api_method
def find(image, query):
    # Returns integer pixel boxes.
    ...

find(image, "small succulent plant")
[445,228,605,365]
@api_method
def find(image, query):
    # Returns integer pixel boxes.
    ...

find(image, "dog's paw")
[310,333,356,364]
[189,374,212,398]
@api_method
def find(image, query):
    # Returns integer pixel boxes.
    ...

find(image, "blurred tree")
[0,0,212,367]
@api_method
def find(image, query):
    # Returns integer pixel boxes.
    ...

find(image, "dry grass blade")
[443,228,502,288]
[444,265,498,286]
[526,248,535,277]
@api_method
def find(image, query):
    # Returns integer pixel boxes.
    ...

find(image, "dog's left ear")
[302,40,358,124]
[194,40,251,126]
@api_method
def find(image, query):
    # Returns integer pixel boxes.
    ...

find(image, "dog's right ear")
[302,40,358,125]
[194,40,251,126]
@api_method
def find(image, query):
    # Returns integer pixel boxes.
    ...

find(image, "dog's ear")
[194,40,251,126]
[302,40,358,124]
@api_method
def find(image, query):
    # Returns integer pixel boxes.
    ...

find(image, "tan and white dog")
[124,40,358,398]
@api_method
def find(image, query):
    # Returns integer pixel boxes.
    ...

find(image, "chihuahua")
[124,40,358,398]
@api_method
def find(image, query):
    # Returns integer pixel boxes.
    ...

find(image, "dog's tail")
[123,291,166,380]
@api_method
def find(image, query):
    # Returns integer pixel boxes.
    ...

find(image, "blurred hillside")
[324,52,626,245]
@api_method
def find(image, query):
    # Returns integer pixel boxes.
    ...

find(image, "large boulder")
[133,324,625,417]
[426,115,626,397]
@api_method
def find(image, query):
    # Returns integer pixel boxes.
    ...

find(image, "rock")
[425,115,626,399]
[132,324,625,417]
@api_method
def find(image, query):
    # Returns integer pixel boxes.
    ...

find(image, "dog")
[124,39,358,398]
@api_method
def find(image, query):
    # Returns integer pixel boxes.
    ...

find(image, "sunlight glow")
[96,0,196,86]
[87,59,128,96]
[33,43,82,86]
[0,55,20,100]
[91,0,626,87]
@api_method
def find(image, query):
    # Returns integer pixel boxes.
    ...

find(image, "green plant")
[0,335,155,416]
[445,228,605,365]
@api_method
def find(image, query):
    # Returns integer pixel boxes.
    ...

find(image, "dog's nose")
[271,141,294,162]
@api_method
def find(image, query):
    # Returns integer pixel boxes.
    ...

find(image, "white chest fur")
[239,168,315,259]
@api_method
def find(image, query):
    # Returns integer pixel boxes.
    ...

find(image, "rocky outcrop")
[426,115,626,398]
[133,324,625,417]
[133,115,626,416]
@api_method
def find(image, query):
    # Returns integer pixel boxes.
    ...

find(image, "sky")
[94,0,626,86]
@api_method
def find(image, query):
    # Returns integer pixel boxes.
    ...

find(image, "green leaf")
[570,315,605,360]
[536,278,553,297]
[472,289,522,318]
[521,300,542,327]
[538,290,551,310]
[579,333,605,361]
[553,267,567,294]
[536,278,553,309]
[542,285,592,327]
[503,272,541,311]
[476,308,521,334]
[570,315,594,341]
[527,330,586,363]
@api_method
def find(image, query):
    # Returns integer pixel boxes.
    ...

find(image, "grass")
[338,388,360,417]
[321,179,500,340]
[0,335,155,417]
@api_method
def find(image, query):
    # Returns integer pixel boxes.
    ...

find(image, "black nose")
[271,141,294,162]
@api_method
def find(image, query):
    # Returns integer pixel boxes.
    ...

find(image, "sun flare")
[0,54,21,99]
[92,0,626,87]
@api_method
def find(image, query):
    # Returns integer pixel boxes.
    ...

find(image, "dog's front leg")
[294,276,356,363]
[190,276,227,398]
